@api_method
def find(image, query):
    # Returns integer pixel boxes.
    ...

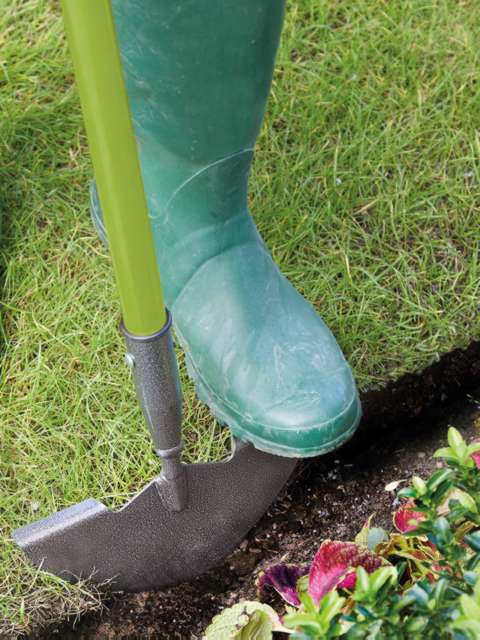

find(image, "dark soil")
[34,343,480,640]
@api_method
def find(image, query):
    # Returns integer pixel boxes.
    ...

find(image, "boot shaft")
[112,0,285,166]
[105,0,287,304]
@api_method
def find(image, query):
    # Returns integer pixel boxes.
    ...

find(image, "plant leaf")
[369,565,398,593]
[460,593,480,620]
[204,602,281,639]
[308,540,386,604]
[393,499,426,533]
[470,446,480,470]
[354,517,388,551]
[354,515,375,546]
[385,480,403,492]
[412,476,427,496]
[367,528,389,551]
[433,447,453,460]
[465,532,480,553]
[426,468,453,492]
[448,427,466,454]
[257,563,309,606]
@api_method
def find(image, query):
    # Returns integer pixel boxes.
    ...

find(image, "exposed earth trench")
[30,341,480,639]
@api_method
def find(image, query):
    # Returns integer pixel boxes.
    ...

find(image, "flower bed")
[206,427,480,639]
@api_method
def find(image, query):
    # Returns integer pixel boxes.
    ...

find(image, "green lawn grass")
[1,0,479,635]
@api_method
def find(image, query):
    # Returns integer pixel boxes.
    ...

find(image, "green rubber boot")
[92,0,361,457]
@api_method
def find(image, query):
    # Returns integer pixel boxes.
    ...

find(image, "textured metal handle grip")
[121,311,182,455]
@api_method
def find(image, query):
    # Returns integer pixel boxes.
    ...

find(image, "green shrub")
[204,428,480,639]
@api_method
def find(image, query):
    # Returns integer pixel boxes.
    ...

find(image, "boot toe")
[243,368,361,457]
[172,242,361,458]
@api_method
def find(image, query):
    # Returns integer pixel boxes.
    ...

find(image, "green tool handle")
[61,0,166,335]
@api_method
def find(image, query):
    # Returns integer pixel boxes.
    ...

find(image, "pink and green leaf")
[393,499,427,533]
[308,540,386,604]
